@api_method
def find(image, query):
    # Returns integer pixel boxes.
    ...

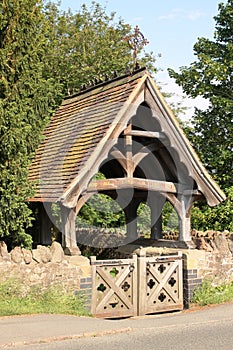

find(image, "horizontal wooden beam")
[123,130,166,139]
[87,177,177,194]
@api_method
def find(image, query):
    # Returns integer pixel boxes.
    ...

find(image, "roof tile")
[29,70,145,202]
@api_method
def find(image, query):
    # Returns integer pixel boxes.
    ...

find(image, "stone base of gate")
[119,238,197,250]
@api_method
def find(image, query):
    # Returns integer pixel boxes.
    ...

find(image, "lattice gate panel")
[91,255,137,318]
[138,252,183,316]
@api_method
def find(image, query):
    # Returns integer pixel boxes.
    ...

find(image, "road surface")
[1,302,233,350]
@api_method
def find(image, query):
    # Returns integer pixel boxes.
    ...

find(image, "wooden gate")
[91,251,183,318]
[90,255,138,318]
[138,251,183,316]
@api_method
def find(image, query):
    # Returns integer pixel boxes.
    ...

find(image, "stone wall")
[1,231,233,311]
[188,231,233,284]
[117,231,233,307]
[0,241,92,309]
[182,231,233,306]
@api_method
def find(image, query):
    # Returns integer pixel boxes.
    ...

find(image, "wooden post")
[149,194,164,240]
[39,203,53,245]
[137,249,146,316]
[90,256,97,316]
[124,199,140,241]
[151,214,162,240]
[125,123,134,177]
[178,195,192,242]
[60,205,81,255]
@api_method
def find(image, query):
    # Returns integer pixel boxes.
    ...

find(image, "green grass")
[0,279,91,317]
[192,280,233,306]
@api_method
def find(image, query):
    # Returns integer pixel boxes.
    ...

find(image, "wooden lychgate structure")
[29,67,226,250]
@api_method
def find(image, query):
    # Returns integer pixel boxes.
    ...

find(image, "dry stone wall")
[0,241,92,305]
[190,230,233,283]
[1,231,233,310]
[181,232,233,306]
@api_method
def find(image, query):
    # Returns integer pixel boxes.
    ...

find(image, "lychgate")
[28,67,225,250]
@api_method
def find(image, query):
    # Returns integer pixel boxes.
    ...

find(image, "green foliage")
[168,0,233,230]
[0,278,89,316]
[0,0,61,248]
[78,193,126,229]
[192,280,233,306]
[0,1,172,248]
[44,1,158,96]
[191,186,233,231]
[137,201,179,238]
[137,202,151,237]
[76,172,125,229]
[162,201,178,232]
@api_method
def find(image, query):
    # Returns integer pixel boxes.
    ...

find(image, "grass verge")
[192,280,233,306]
[0,279,91,317]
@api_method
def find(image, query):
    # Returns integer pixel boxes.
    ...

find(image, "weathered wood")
[91,253,183,318]
[124,198,141,241]
[61,77,146,208]
[110,148,127,172]
[29,66,226,249]
[124,129,166,140]
[87,177,178,194]
[149,194,164,240]
[137,252,183,315]
[60,206,77,248]
[165,194,195,243]
[125,122,134,177]
[96,267,133,310]
[29,68,225,210]
[137,250,147,316]
[132,143,161,171]
[75,193,93,214]
[91,255,138,318]
[178,195,193,242]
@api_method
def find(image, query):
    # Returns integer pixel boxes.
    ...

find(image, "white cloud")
[158,9,204,21]
[131,17,143,23]
[187,10,204,21]
[158,8,182,21]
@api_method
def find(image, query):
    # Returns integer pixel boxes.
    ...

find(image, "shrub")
[192,280,233,306]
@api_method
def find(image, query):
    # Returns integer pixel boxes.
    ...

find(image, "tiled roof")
[29,68,147,202]
[29,67,226,207]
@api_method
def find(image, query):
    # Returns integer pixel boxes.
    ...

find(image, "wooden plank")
[87,177,177,194]
[177,252,183,304]
[125,123,134,177]
[137,251,147,316]
[123,130,166,139]
[90,256,99,316]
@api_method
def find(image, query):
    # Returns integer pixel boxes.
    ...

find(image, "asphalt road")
[1,302,233,350]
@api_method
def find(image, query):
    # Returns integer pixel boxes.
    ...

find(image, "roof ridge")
[63,66,148,101]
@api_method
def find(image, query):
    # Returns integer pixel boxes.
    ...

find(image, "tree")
[0,1,162,248]
[43,1,158,96]
[0,0,61,247]
[168,0,233,231]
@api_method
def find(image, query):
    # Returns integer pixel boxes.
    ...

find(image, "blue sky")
[60,0,227,118]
